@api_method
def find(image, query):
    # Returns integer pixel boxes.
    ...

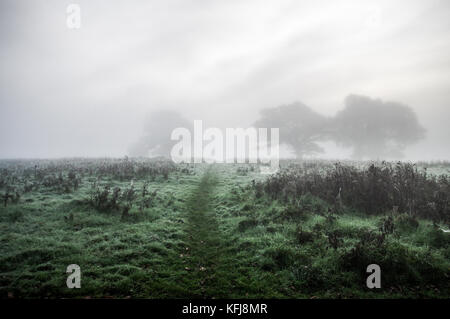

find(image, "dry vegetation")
[0,158,449,298]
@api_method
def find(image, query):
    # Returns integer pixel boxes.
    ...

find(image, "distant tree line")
[254,94,425,159]
[130,95,426,160]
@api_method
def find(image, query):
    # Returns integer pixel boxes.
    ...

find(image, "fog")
[1,0,449,160]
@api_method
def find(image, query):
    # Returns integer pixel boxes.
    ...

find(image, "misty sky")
[1,0,449,159]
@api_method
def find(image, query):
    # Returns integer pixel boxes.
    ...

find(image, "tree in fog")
[254,102,329,158]
[333,95,426,159]
[128,110,191,157]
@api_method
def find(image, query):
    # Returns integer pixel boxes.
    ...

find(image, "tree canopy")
[132,95,426,160]
[254,102,329,158]
[333,95,426,159]
[254,95,426,159]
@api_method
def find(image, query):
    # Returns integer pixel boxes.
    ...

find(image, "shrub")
[291,264,328,291]
[6,207,24,222]
[426,224,450,248]
[395,214,419,233]
[280,204,307,221]
[326,230,343,250]
[340,239,450,288]
[264,246,296,270]
[379,216,395,236]
[238,218,258,232]
[255,161,450,222]
[295,226,315,244]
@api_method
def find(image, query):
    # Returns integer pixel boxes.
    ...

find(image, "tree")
[333,95,426,159]
[128,110,191,158]
[254,102,329,158]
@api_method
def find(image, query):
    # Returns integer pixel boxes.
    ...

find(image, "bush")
[426,225,450,248]
[5,207,24,223]
[280,204,307,221]
[264,246,296,270]
[295,227,315,244]
[340,239,450,288]
[291,264,329,291]
[255,161,450,222]
[395,214,419,233]
[238,218,258,232]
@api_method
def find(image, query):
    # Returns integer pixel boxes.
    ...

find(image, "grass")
[0,160,449,298]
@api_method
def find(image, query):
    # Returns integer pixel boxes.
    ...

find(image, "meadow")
[0,158,449,298]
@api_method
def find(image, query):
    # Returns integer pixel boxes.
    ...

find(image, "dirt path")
[182,167,237,298]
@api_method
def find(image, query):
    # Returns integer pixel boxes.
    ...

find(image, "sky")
[0,0,449,159]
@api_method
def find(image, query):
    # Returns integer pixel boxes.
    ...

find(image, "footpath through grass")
[181,167,249,298]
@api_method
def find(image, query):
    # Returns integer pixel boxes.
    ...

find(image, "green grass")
[0,161,449,298]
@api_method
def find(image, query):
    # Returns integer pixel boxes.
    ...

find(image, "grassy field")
[0,159,449,298]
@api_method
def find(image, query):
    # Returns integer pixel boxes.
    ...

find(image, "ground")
[0,159,449,298]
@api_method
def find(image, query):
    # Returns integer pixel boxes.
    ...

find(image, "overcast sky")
[0,0,449,159]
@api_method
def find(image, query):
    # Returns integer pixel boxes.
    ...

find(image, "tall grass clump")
[255,161,449,222]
